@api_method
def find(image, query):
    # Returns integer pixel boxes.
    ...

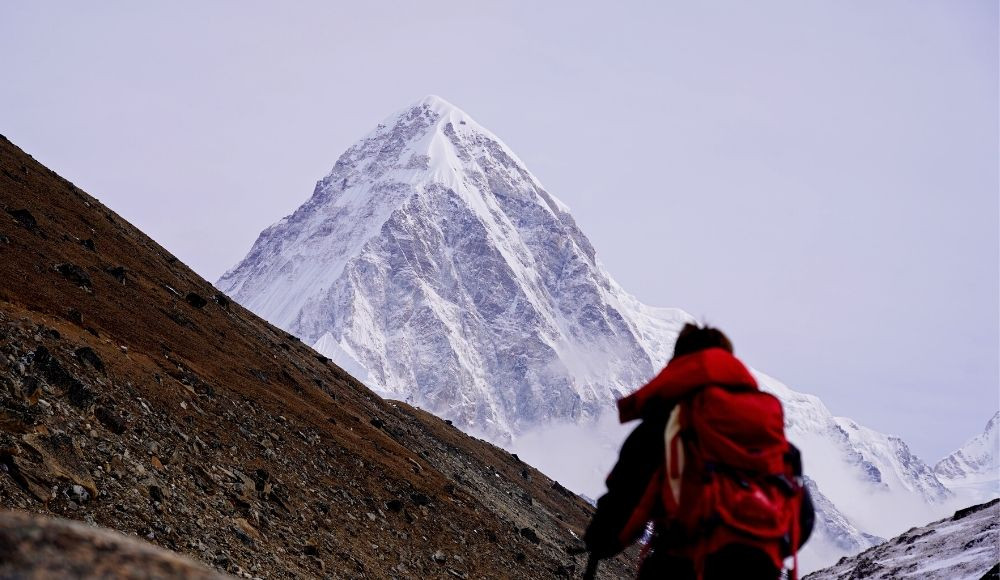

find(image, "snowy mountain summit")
[219,96,969,572]
[934,412,1000,503]
[218,95,689,437]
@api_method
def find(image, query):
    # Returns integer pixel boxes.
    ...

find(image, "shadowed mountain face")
[0,135,636,578]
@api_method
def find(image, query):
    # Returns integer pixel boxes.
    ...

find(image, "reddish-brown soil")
[0,135,635,578]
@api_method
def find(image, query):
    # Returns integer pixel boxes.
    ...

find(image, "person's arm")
[786,443,815,548]
[584,412,668,558]
[798,484,815,548]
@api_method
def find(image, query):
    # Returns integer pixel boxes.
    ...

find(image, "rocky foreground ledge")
[0,510,228,579]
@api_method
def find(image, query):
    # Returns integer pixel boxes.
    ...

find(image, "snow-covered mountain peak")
[354,94,565,211]
[406,94,481,134]
[218,96,688,437]
[934,411,1000,503]
[416,93,459,113]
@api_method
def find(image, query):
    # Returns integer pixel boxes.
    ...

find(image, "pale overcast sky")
[2,1,996,462]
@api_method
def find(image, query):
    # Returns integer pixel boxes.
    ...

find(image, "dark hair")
[671,323,733,360]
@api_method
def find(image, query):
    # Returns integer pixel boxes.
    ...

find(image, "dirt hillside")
[0,135,635,578]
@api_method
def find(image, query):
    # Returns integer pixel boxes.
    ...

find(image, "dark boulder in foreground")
[0,511,228,579]
[54,263,92,290]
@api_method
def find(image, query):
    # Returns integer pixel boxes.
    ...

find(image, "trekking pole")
[567,547,599,580]
[582,554,598,580]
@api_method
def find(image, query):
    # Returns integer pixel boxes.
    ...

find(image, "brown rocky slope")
[0,135,635,579]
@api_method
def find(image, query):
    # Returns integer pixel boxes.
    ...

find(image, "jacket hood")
[617,348,757,423]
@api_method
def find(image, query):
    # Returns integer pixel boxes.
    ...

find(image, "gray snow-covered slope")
[218,95,962,572]
[935,412,1000,504]
[804,499,999,580]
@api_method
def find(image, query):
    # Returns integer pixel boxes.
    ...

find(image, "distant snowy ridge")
[219,95,965,573]
[753,370,954,545]
[804,499,999,580]
[934,412,1000,503]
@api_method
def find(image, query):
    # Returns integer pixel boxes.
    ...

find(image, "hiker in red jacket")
[584,323,814,580]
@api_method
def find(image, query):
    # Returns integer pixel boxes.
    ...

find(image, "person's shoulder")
[625,408,672,445]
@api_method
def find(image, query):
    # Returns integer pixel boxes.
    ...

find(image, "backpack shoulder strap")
[663,404,684,512]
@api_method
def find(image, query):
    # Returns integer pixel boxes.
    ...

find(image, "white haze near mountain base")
[799,476,883,574]
[219,96,996,574]
[506,411,630,500]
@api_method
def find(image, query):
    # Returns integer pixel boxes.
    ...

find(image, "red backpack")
[661,384,803,579]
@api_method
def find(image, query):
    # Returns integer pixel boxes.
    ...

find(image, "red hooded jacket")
[617,347,758,423]
[584,347,813,571]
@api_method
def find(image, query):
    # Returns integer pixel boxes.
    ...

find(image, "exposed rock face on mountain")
[218,95,690,439]
[0,511,228,579]
[0,134,637,578]
[935,412,1000,503]
[804,499,999,580]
